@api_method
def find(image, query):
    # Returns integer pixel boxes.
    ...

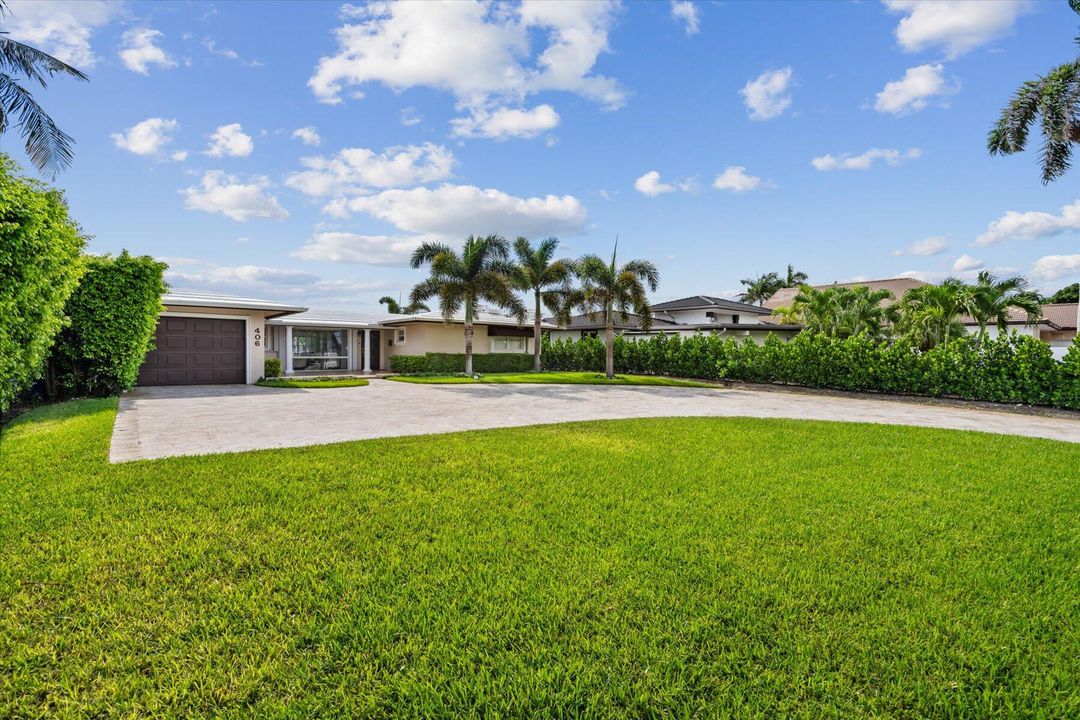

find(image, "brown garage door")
[138,317,246,385]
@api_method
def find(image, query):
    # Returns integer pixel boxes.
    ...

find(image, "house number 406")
[254,327,262,347]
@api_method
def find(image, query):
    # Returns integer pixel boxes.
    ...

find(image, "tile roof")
[1041,303,1078,330]
[763,278,928,309]
[651,295,771,314]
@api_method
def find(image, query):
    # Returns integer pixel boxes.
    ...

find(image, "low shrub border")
[390,352,534,374]
[256,377,369,389]
[541,333,1080,411]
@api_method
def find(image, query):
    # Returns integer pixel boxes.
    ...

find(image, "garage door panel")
[138,316,247,385]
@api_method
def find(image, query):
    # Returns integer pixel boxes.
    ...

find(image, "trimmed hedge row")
[542,332,1080,410]
[390,352,535,374]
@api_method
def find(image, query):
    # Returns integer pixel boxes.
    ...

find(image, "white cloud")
[292,126,322,146]
[892,236,948,256]
[1030,254,1080,281]
[400,107,423,126]
[202,37,263,67]
[976,200,1080,246]
[952,254,983,272]
[884,0,1030,59]
[712,166,766,192]
[293,232,430,265]
[326,183,588,239]
[811,147,922,171]
[119,28,177,75]
[285,143,456,197]
[308,0,625,118]
[111,118,179,157]
[4,0,119,68]
[171,150,189,162]
[740,67,793,121]
[874,64,957,115]
[671,1,700,36]
[164,257,387,303]
[206,123,254,158]
[634,170,675,197]
[451,104,560,140]
[182,171,289,222]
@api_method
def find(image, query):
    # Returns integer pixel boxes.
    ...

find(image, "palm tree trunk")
[464,299,474,375]
[533,291,542,373]
[605,304,615,379]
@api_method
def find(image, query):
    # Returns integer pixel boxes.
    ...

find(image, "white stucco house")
[959,302,1078,360]
[136,291,545,386]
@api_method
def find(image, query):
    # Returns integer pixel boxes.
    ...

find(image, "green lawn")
[1,401,1078,718]
[388,371,718,387]
[256,377,369,388]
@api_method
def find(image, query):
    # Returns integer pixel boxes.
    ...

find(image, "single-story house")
[547,295,802,344]
[959,302,1078,360]
[136,291,548,385]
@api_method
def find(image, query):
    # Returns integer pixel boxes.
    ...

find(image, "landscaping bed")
[256,377,369,389]
[386,371,718,388]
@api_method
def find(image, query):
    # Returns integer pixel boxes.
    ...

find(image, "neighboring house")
[548,296,802,344]
[763,277,928,310]
[959,302,1078,360]
[136,291,546,385]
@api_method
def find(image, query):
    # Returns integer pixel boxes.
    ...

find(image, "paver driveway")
[109,380,1080,462]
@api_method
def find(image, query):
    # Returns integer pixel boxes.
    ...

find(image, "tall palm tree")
[738,272,781,306]
[966,270,1042,334]
[782,264,808,288]
[897,280,970,350]
[573,240,659,379]
[409,235,525,375]
[0,1,89,175]
[378,295,429,315]
[988,0,1080,183]
[509,236,575,372]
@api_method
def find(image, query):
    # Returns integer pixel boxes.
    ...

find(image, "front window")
[396,328,406,344]
[293,328,348,371]
[491,336,527,352]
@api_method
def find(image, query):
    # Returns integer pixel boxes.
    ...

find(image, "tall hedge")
[46,251,167,399]
[0,155,86,412]
[542,332,1080,410]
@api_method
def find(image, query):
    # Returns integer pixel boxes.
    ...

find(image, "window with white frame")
[491,336,527,352]
[395,328,406,344]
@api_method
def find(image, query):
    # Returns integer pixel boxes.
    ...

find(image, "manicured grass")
[1,400,1078,717]
[388,370,718,388]
[257,377,369,388]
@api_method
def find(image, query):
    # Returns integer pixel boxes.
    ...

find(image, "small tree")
[966,270,1042,334]
[46,251,167,398]
[509,236,575,372]
[737,272,782,306]
[378,295,429,314]
[409,235,526,375]
[0,154,84,412]
[573,241,659,379]
[896,280,969,350]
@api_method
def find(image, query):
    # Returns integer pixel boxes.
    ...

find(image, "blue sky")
[6,0,1080,308]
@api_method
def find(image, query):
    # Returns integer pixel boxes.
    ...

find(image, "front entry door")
[368,330,381,370]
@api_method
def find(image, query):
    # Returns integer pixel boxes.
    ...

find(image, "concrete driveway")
[108,379,1080,462]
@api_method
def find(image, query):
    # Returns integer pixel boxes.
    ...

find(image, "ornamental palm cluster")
[738,265,808,306]
[0,0,88,175]
[988,0,1080,183]
[789,285,899,340]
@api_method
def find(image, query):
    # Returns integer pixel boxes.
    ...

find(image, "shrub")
[46,251,167,398]
[541,331,1076,410]
[264,357,282,378]
[0,155,85,412]
[390,352,535,374]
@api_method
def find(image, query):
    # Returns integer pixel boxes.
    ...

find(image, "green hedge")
[46,251,167,399]
[542,332,1080,410]
[0,155,85,412]
[390,352,535,374]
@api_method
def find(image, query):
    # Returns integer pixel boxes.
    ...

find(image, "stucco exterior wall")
[161,304,269,384]
[385,322,532,360]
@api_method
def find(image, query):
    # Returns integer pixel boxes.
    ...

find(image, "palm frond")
[409,241,455,269]
[0,36,88,86]
[0,72,77,175]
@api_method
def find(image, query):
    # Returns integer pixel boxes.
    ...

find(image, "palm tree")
[897,280,970,350]
[573,240,659,379]
[781,264,808,288]
[509,236,575,372]
[738,272,781,306]
[0,1,89,175]
[790,284,897,339]
[966,270,1042,334]
[378,295,429,315]
[988,1,1080,183]
[409,235,525,375]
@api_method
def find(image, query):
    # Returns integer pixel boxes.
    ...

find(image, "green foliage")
[47,251,166,398]
[257,377,368,389]
[264,357,282,378]
[387,371,716,388]
[542,331,1079,409]
[390,352,535,374]
[0,154,85,412]
[791,284,898,338]
[1048,282,1079,304]
[1,399,1078,716]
